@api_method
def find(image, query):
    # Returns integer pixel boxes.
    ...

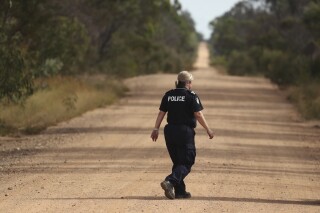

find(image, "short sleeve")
[159,94,168,112]
[192,94,203,112]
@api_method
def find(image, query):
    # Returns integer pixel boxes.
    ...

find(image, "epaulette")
[187,90,196,95]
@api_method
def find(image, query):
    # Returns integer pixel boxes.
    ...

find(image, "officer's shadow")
[39,196,320,206]
[121,196,320,206]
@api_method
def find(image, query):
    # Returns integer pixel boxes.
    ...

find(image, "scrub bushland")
[287,83,320,120]
[0,1,200,135]
[208,0,320,120]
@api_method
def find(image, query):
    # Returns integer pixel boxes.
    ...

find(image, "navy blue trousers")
[164,124,196,194]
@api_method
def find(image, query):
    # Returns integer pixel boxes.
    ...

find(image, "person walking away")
[151,71,214,199]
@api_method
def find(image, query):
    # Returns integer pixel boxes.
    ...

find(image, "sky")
[179,0,241,39]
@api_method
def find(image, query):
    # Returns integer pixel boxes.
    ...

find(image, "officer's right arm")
[194,111,214,139]
[151,110,166,142]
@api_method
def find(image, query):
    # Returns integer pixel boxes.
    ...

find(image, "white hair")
[177,71,193,82]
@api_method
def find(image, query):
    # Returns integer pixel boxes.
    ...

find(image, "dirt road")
[1,43,320,212]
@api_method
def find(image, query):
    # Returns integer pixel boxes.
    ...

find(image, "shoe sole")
[160,181,175,199]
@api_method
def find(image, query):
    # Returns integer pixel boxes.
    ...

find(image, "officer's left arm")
[194,111,214,139]
[151,110,166,142]
[192,93,214,139]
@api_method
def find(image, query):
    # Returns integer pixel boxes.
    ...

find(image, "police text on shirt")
[168,96,185,102]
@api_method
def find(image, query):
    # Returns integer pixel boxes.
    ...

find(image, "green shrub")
[211,56,228,67]
[40,58,64,77]
[261,49,310,85]
[261,50,292,85]
[227,51,256,76]
[248,46,263,71]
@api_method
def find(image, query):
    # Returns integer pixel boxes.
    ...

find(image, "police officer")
[151,71,214,199]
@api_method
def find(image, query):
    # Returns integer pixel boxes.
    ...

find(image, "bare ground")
[0,43,320,212]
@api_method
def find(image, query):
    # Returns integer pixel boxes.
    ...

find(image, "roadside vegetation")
[208,0,320,119]
[0,0,199,135]
[0,76,125,135]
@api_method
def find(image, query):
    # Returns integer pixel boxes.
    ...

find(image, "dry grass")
[0,76,126,135]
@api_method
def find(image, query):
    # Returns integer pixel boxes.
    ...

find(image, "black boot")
[175,191,191,199]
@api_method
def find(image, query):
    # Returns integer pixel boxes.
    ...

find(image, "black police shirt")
[159,88,203,128]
